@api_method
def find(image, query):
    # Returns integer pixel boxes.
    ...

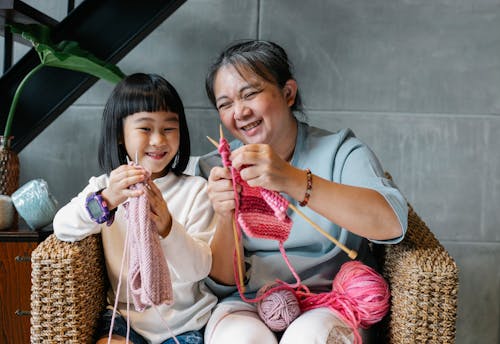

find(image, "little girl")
[53,73,217,344]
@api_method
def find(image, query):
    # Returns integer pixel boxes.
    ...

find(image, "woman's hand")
[101,164,147,210]
[144,180,172,238]
[207,166,244,285]
[207,166,240,216]
[230,144,304,199]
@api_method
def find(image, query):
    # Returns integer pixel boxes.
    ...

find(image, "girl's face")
[213,64,297,152]
[123,110,180,179]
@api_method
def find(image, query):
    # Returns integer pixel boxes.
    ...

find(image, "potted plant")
[0,23,125,195]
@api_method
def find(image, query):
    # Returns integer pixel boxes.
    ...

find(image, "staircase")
[0,0,186,152]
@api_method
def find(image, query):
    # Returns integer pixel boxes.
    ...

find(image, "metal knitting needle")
[216,127,246,290]
[206,135,358,260]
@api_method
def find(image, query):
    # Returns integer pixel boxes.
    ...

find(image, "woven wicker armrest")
[31,233,107,344]
[379,205,459,344]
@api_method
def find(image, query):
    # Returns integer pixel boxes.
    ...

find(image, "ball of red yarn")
[331,261,390,329]
[257,284,302,332]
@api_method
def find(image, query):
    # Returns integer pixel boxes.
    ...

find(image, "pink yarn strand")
[254,262,390,342]
[108,214,131,344]
[298,261,390,343]
[218,139,390,342]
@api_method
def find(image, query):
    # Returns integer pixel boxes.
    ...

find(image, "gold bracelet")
[299,168,312,207]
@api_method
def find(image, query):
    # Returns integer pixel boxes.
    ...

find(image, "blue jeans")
[96,309,204,344]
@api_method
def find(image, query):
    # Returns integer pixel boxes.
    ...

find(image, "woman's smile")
[240,120,262,132]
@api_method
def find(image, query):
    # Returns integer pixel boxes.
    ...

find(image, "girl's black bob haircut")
[98,73,190,176]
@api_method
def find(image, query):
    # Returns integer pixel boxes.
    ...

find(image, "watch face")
[87,198,104,219]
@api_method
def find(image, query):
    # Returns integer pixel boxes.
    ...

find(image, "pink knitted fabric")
[126,169,173,311]
[238,184,292,242]
[218,138,292,240]
[218,138,301,301]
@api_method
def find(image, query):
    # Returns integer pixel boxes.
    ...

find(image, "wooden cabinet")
[0,226,51,344]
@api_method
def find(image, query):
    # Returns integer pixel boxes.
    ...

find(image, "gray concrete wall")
[2,1,499,342]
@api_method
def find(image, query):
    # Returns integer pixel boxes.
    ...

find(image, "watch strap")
[85,189,116,226]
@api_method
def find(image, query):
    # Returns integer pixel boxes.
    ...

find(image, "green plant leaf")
[8,22,125,83]
[7,22,52,46]
[36,41,125,83]
[3,23,125,143]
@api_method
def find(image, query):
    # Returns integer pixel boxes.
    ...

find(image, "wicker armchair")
[30,184,459,343]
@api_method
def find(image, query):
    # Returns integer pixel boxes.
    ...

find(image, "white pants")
[204,300,369,344]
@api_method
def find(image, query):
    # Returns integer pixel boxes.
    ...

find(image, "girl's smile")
[123,111,180,179]
[145,151,167,160]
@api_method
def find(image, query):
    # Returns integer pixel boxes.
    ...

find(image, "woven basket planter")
[0,136,19,196]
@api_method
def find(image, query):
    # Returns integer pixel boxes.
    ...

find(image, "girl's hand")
[101,164,147,211]
[144,180,172,238]
[207,166,240,216]
[230,144,296,192]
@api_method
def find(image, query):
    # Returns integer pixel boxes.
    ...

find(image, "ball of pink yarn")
[332,261,390,329]
[257,285,301,332]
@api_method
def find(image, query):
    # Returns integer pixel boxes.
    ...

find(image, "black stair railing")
[0,0,186,152]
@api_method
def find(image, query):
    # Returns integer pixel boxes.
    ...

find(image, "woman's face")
[213,64,297,148]
[123,110,180,179]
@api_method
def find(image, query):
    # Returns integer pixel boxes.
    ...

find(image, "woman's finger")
[209,166,232,182]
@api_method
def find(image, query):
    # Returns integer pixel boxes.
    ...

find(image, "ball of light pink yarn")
[257,285,302,332]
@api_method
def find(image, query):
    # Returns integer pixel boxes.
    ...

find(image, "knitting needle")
[216,126,246,290]
[219,125,224,143]
[206,135,358,260]
[288,203,357,259]
[232,214,246,292]
[206,135,218,148]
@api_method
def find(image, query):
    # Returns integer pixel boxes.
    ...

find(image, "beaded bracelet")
[299,168,312,207]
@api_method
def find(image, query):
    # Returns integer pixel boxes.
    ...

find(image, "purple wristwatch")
[85,190,116,226]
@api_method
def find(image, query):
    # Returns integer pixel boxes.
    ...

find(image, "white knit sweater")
[53,172,217,343]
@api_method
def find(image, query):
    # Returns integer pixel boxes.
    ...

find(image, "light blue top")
[197,121,408,300]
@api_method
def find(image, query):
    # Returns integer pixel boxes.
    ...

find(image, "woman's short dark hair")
[205,40,303,115]
[98,73,190,176]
